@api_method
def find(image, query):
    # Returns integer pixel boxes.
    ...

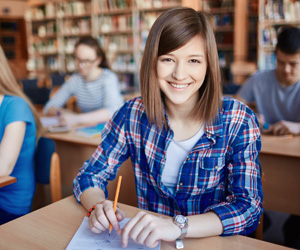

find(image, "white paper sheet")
[66,217,161,250]
[40,116,60,128]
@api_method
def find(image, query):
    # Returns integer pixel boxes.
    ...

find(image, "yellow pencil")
[109,175,122,236]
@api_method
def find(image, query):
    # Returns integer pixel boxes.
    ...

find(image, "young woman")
[43,36,124,126]
[0,45,42,224]
[73,7,263,248]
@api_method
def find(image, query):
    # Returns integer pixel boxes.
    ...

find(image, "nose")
[172,62,187,81]
[283,63,292,73]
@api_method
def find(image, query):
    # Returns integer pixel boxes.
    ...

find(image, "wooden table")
[0,176,17,188]
[45,127,137,207]
[260,135,300,215]
[0,196,291,250]
[45,129,300,215]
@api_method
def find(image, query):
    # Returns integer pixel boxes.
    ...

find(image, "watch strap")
[175,239,184,249]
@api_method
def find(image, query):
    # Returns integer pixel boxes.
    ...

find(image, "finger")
[144,231,160,249]
[89,216,106,233]
[103,202,121,232]
[116,207,125,222]
[273,125,284,135]
[88,211,107,233]
[122,211,147,248]
[94,207,110,230]
[135,224,153,245]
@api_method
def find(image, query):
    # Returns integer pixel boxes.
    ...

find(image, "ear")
[97,56,102,66]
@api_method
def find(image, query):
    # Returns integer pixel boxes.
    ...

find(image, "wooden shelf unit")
[25,0,263,88]
[201,0,235,84]
[0,18,28,80]
[25,0,181,93]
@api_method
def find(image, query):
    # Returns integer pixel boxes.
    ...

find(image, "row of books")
[58,1,91,17]
[26,1,91,20]
[33,22,56,37]
[27,56,63,72]
[98,14,133,33]
[261,0,300,21]
[212,14,233,27]
[32,39,58,55]
[98,34,134,52]
[139,12,161,30]
[96,0,130,11]
[261,26,278,47]
[135,0,180,9]
[258,51,276,70]
[111,54,137,73]
[61,19,91,35]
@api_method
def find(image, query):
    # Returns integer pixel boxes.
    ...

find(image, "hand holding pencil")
[109,175,122,236]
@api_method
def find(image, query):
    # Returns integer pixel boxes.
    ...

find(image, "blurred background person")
[0,45,42,224]
[43,36,124,126]
[236,26,300,136]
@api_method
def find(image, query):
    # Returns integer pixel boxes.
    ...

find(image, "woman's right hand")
[88,200,125,235]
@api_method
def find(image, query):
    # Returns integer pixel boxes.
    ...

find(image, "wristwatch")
[173,215,189,249]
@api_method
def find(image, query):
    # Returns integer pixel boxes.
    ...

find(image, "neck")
[0,94,4,106]
[276,72,300,87]
[84,67,103,82]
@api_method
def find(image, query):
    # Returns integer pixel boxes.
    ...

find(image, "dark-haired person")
[73,7,263,249]
[236,26,300,135]
[43,36,124,126]
[237,26,300,249]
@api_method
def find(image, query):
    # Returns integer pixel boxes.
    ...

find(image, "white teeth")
[170,83,189,88]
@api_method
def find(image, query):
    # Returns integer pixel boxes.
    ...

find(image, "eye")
[290,62,299,67]
[161,58,174,63]
[189,59,201,63]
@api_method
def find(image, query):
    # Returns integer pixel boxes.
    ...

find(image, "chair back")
[253,172,265,240]
[21,78,51,105]
[35,137,62,203]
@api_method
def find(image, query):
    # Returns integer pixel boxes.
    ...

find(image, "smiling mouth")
[169,82,190,89]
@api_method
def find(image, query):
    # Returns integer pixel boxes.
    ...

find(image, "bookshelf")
[0,18,28,80]
[25,0,181,93]
[258,0,300,70]
[202,0,235,84]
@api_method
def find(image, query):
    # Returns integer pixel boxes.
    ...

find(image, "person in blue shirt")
[236,26,300,135]
[73,7,263,249]
[236,26,300,249]
[0,45,42,224]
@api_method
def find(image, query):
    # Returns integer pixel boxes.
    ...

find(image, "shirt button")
[179,182,183,186]
[187,158,190,161]
[215,166,218,170]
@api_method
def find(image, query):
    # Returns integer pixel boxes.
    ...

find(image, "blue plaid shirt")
[73,96,263,236]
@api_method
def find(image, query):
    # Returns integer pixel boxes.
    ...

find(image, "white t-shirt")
[162,126,204,195]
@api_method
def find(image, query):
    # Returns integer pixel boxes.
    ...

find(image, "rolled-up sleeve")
[206,106,263,236]
[73,104,129,203]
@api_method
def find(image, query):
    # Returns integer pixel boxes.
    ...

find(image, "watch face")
[177,215,186,224]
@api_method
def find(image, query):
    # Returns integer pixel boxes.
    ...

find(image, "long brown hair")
[75,36,110,68]
[0,45,43,138]
[140,7,222,128]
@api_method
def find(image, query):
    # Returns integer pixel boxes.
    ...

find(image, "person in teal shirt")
[0,45,42,224]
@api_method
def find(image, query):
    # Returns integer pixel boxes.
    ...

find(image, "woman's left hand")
[59,111,79,126]
[121,211,181,248]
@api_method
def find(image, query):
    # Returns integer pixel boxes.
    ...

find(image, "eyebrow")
[277,58,300,63]
[164,53,205,58]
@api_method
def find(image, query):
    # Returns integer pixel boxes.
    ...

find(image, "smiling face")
[157,35,207,111]
[276,49,300,86]
[75,44,101,78]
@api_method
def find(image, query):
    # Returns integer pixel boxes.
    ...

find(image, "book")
[75,123,106,138]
